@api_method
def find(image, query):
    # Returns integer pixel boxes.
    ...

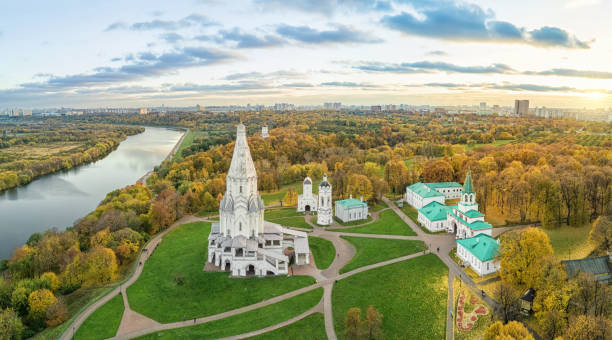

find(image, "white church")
[297,175,333,225]
[207,124,310,277]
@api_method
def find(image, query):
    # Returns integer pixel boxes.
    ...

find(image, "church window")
[239,222,242,231]
[240,185,243,193]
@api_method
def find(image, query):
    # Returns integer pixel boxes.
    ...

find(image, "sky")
[0,0,611,109]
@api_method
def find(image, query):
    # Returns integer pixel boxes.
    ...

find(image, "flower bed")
[456,290,489,332]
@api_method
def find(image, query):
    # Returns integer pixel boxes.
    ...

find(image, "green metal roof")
[424,182,462,190]
[562,256,612,279]
[463,170,474,194]
[336,198,367,208]
[464,210,485,218]
[457,234,499,262]
[419,201,451,221]
[407,182,444,199]
[449,210,492,230]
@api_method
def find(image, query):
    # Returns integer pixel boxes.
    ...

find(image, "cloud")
[422,82,610,94]
[281,82,314,88]
[426,50,447,56]
[524,68,612,79]
[217,28,286,48]
[565,0,601,8]
[223,70,304,80]
[353,60,515,74]
[353,60,612,79]
[276,24,382,44]
[320,81,379,87]
[381,0,590,48]
[104,22,127,31]
[9,47,237,90]
[529,26,590,48]
[104,14,217,32]
[253,0,393,15]
[160,32,184,43]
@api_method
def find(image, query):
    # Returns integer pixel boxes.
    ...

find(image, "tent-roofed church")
[207,124,310,277]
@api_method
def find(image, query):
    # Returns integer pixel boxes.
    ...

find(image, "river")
[0,127,184,259]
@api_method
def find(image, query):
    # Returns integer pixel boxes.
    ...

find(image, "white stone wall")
[433,186,462,200]
[317,178,333,225]
[404,188,445,209]
[417,212,447,232]
[457,244,499,276]
[335,203,369,223]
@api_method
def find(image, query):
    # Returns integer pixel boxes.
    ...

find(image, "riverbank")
[137,128,188,185]
[0,124,144,192]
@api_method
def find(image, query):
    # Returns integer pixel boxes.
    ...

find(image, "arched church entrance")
[305,205,311,212]
[246,264,256,276]
[452,222,457,234]
[224,261,231,271]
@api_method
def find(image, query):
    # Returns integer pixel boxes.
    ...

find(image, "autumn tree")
[0,308,24,340]
[45,299,68,327]
[345,307,363,340]
[499,228,553,288]
[347,174,373,201]
[422,158,454,183]
[484,321,534,340]
[83,247,118,287]
[384,160,408,194]
[365,305,383,340]
[283,187,298,206]
[493,282,520,323]
[27,289,57,321]
[589,215,612,255]
[565,315,611,340]
[40,272,59,292]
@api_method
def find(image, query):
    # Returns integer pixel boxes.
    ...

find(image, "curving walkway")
[64,196,529,340]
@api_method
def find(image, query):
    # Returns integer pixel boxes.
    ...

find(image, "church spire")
[463,170,474,194]
[227,123,257,180]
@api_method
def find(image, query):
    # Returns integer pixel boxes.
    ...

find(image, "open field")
[333,254,448,339]
[1,141,83,159]
[74,293,124,340]
[542,224,594,260]
[369,200,388,212]
[330,209,417,236]
[464,139,514,151]
[339,236,426,273]
[247,313,326,340]
[172,129,202,161]
[309,236,336,270]
[127,222,315,323]
[135,288,323,340]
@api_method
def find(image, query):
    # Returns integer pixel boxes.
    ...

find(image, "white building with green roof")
[447,170,493,239]
[417,201,452,232]
[404,181,462,209]
[456,233,500,276]
[335,196,368,223]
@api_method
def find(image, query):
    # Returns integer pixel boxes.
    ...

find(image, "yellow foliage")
[484,321,534,340]
[41,272,60,291]
[28,289,57,318]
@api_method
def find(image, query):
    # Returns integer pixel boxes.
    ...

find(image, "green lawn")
[369,200,388,212]
[465,139,513,151]
[332,254,448,340]
[330,210,416,236]
[172,129,196,161]
[309,237,336,270]
[333,215,373,226]
[135,288,323,340]
[75,293,124,340]
[127,222,315,323]
[339,236,426,274]
[400,204,419,224]
[543,224,594,260]
[268,216,312,229]
[265,207,302,219]
[247,313,326,340]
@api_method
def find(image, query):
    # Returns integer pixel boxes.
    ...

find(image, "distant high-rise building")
[323,102,341,110]
[261,125,269,138]
[370,105,382,112]
[514,100,529,116]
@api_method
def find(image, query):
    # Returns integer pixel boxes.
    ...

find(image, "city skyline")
[1,0,611,108]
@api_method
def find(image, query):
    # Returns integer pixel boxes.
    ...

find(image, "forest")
[0,122,143,191]
[1,111,611,338]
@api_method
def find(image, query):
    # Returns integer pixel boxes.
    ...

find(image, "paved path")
[66,195,529,340]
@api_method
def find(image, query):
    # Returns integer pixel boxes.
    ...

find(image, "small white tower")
[261,125,269,138]
[297,177,317,212]
[317,175,333,225]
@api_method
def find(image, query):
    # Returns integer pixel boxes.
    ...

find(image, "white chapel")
[207,124,310,276]
[297,177,317,212]
[317,175,333,225]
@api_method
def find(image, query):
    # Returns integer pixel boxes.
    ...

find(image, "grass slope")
[75,293,124,340]
[247,313,326,340]
[309,237,336,270]
[331,210,416,236]
[339,236,426,274]
[333,254,448,339]
[127,222,315,323]
[265,208,312,229]
[543,224,594,260]
[135,288,323,340]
